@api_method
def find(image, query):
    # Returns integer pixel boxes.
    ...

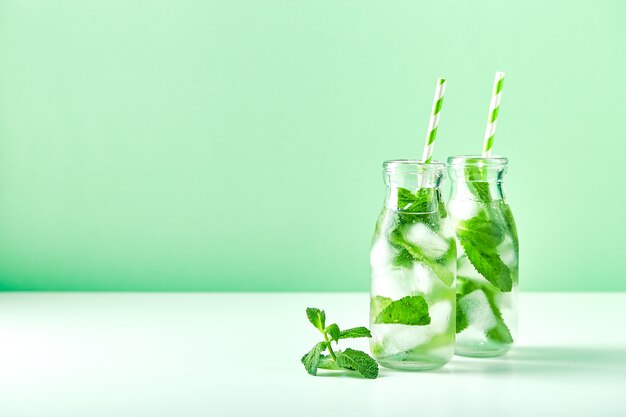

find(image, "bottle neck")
[383,160,446,212]
[447,157,508,202]
[449,178,505,202]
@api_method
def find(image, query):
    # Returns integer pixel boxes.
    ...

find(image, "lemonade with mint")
[447,156,518,357]
[370,160,456,370]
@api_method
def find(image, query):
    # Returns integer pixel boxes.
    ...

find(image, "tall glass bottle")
[447,156,519,357]
[370,160,456,370]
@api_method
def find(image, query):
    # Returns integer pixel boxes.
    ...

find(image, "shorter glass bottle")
[370,160,456,370]
[447,156,519,357]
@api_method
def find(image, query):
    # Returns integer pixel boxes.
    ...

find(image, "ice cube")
[497,235,517,269]
[371,268,413,300]
[440,217,456,240]
[373,324,431,356]
[458,290,496,331]
[427,300,453,333]
[370,263,435,300]
[412,263,436,294]
[496,288,517,311]
[405,223,449,260]
[448,199,480,220]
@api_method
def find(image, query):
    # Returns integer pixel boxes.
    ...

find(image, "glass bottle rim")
[383,159,445,174]
[447,155,508,167]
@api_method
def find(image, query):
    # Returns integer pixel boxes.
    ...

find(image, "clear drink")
[447,156,518,357]
[370,160,456,370]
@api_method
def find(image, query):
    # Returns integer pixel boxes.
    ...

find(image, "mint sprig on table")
[301,308,379,379]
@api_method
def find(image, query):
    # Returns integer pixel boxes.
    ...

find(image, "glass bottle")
[370,160,456,370]
[447,156,519,357]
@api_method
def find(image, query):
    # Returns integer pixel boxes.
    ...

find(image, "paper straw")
[421,78,447,163]
[482,71,505,157]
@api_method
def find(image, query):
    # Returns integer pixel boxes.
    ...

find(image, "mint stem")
[322,332,337,361]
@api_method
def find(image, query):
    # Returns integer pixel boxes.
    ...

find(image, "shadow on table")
[442,346,626,375]
[316,370,389,379]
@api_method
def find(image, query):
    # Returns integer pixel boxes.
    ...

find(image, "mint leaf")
[500,203,519,254]
[336,349,379,379]
[468,181,491,202]
[396,187,441,227]
[464,165,492,202]
[487,320,513,344]
[325,324,341,342]
[374,295,430,325]
[396,187,433,213]
[306,307,326,332]
[429,262,455,287]
[370,295,393,318]
[391,248,414,268]
[455,293,469,333]
[458,210,505,246]
[301,341,328,376]
[397,187,418,210]
[457,211,512,292]
[457,275,481,296]
[482,286,513,343]
[317,354,342,370]
[339,327,372,339]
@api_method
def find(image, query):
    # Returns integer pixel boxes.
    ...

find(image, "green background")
[0,0,624,291]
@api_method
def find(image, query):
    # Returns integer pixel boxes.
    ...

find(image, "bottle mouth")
[447,155,508,167]
[383,159,446,174]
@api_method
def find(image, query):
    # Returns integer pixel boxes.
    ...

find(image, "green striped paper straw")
[421,78,447,163]
[482,71,505,157]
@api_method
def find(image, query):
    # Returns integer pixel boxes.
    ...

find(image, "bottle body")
[447,156,519,357]
[370,161,456,370]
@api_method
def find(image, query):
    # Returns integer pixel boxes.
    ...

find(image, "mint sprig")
[301,307,379,379]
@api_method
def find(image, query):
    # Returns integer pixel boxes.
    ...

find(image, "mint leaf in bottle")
[455,294,469,333]
[487,320,513,344]
[374,295,431,326]
[457,211,512,292]
[370,295,393,318]
[464,164,492,202]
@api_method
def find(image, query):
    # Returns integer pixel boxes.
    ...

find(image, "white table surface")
[0,292,624,417]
